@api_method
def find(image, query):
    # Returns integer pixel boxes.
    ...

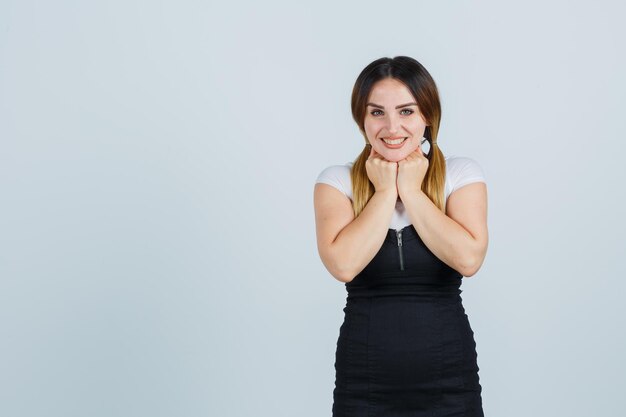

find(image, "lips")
[381,137,408,148]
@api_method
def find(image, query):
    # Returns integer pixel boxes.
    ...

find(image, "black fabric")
[333,224,484,416]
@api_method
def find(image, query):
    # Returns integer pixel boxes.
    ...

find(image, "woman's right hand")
[365,146,398,196]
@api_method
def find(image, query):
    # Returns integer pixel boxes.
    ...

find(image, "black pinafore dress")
[332,224,484,416]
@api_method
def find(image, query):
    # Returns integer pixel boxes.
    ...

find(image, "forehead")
[368,78,414,101]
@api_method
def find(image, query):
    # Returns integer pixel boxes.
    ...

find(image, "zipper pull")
[396,229,404,270]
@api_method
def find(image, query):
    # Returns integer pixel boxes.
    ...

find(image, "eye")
[369,109,415,116]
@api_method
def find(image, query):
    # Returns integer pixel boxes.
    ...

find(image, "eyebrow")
[366,102,418,109]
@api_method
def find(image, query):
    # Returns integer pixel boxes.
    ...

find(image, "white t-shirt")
[315,155,486,231]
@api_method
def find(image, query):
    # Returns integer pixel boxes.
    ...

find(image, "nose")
[385,113,401,134]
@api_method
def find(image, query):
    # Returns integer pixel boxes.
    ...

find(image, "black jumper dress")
[332,224,484,416]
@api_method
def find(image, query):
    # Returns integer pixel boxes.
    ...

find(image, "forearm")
[402,190,479,276]
[332,190,397,282]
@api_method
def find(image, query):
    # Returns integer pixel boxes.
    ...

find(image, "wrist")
[375,188,398,200]
[398,187,422,200]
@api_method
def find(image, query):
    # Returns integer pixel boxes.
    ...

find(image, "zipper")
[396,229,404,270]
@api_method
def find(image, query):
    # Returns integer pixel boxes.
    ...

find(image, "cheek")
[408,119,423,130]
[364,124,378,138]
[365,121,384,135]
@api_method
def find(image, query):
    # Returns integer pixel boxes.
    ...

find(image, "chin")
[383,155,404,162]
[377,149,413,162]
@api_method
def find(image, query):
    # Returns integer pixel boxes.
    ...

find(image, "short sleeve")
[315,164,353,200]
[447,157,486,195]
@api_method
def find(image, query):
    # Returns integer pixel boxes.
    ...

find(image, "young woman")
[314,56,488,416]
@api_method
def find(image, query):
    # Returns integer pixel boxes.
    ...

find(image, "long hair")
[350,56,446,217]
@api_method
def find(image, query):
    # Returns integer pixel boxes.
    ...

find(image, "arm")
[401,182,488,277]
[314,184,397,283]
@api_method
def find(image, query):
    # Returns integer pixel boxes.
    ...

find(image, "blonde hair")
[350,56,447,217]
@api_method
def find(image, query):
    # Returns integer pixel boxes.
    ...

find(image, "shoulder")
[315,161,354,199]
[445,155,486,196]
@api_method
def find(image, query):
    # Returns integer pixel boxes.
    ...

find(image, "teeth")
[383,137,407,145]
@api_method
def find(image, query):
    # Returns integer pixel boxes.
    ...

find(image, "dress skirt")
[332,225,484,416]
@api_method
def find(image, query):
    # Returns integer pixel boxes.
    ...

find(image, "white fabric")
[315,155,486,231]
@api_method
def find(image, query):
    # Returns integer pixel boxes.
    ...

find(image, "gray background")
[1,0,625,416]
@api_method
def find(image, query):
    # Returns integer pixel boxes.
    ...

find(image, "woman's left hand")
[397,144,429,200]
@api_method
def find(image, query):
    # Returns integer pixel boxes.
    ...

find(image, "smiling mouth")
[381,137,408,145]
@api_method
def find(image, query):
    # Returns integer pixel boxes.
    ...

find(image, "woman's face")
[363,78,429,162]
